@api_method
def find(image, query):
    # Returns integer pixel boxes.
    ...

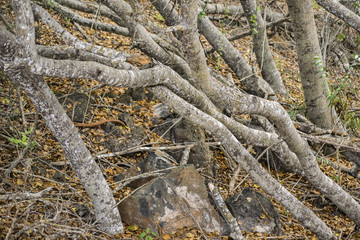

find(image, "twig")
[229,145,252,193]
[16,87,27,128]
[208,182,244,240]
[229,164,242,193]
[0,14,15,34]
[5,209,19,240]
[95,142,221,158]
[4,112,39,176]
[299,132,360,152]
[90,2,101,45]
[206,17,291,54]
[74,21,91,42]
[232,174,249,194]
[179,144,194,165]
[0,187,52,201]
[112,166,177,193]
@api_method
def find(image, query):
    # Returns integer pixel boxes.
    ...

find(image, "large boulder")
[118,165,222,234]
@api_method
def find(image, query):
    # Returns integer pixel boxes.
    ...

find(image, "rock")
[118,165,223,234]
[226,188,282,235]
[57,92,92,122]
[153,118,214,176]
[139,151,173,173]
[116,92,134,106]
[52,171,67,183]
[104,113,147,152]
[114,151,174,188]
[75,204,95,223]
[153,103,171,119]
[118,112,135,129]
[113,167,151,188]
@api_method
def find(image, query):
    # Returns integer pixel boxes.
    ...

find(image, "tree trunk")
[340,0,360,14]
[151,85,335,239]
[286,0,337,130]
[0,1,123,234]
[316,0,360,33]
[240,0,288,97]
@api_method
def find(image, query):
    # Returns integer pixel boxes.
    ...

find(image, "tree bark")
[4,0,360,237]
[286,0,337,130]
[199,2,244,17]
[151,85,335,239]
[1,1,123,234]
[152,0,276,99]
[240,0,288,97]
[316,0,360,33]
[340,0,360,14]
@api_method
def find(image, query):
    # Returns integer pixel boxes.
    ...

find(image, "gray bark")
[317,0,360,33]
[95,0,192,80]
[152,86,335,239]
[240,0,288,97]
[1,0,123,234]
[199,2,244,17]
[49,1,130,36]
[36,45,134,70]
[54,0,125,27]
[33,4,127,66]
[177,0,215,97]
[3,0,360,237]
[152,0,276,99]
[144,1,360,225]
[340,0,360,14]
[286,0,337,130]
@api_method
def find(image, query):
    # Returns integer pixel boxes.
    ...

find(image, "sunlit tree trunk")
[286,0,337,129]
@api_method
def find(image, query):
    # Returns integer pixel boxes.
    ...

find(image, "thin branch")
[96,142,221,159]
[0,187,52,201]
[208,182,244,240]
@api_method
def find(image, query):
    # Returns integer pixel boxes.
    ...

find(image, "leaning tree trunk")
[316,0,360,33]
[286,0,337,130]
[240,0,288,97]
[151,0,276,99]
[340,0,360,14]
[151,85,335,240]
[0,0,123,234]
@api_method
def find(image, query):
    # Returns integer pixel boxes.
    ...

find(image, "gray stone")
[226,188,283,235]
[57,92,92,122]
[153,118,214,176]
[139,151,173,173]
[153,103,171,119]
[118,165,222,234]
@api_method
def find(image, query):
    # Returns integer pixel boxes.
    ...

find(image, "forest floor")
[1,0,360,239]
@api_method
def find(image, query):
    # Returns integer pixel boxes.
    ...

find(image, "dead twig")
[0,187,52,201]
[208,182,244,240]
[96,142,221,159]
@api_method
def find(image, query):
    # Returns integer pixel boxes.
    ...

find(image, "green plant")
[139,228,157,240]
[154,13,164,22]
[316,156,331,165]
[8,128,36,149]
[199,10,207,19]
[315,55,360,134]
[43,0,55,11]
[337,33,345,42]
[314,56,328,79]
[250,14,258,35]
[356,35,360,45]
